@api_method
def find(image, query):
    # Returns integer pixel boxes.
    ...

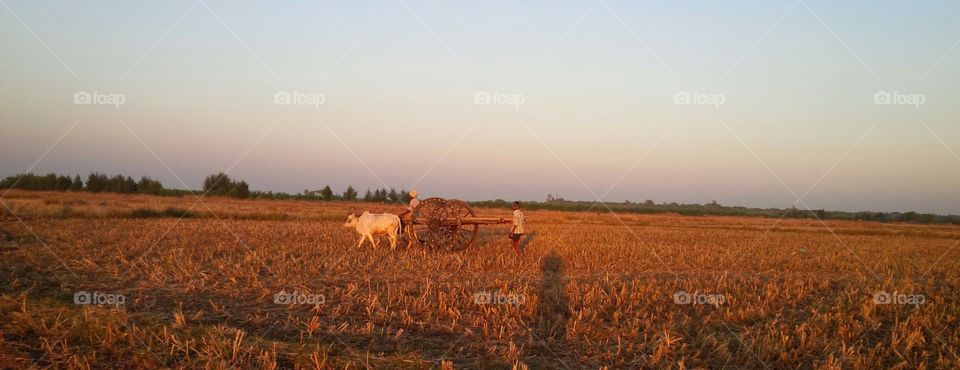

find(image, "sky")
[1,0,958,214]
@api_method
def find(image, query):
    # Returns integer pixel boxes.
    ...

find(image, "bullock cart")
[405,197,511,251]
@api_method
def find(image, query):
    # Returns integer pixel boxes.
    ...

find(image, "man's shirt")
[512,209,525,234]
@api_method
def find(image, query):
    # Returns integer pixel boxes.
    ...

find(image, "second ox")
[343,211,402,250]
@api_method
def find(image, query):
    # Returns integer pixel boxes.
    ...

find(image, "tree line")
[4,172,957,224]
[252,184,411,203]
[469,199,960,225]
[0,173,169,195]
[0,172,410,204]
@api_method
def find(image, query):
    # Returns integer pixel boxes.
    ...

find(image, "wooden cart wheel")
[407,197,448,249]
[408,198,479,251]
[446,199,479,251]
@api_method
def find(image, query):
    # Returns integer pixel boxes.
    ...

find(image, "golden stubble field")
[1,190,958,369]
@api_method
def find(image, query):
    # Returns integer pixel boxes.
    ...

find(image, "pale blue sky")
[1,0,958,214]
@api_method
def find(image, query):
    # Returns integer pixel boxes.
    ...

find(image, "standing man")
[407,189,420,212]
[398,188,420,219]
[509,201,525,256]
[399,189,420,243]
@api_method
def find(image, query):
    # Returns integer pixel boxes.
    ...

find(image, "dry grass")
[1,189,958,369]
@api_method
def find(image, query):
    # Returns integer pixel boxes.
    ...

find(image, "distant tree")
[106,175,121,192]
[0,173,57,191]
[104,175,135,193]
[41,173,56,190]
[320,185,334,201]
[234,181,250,199]
[125,176,137,193]
[2,174,23,189]
[202,173,249,198]
[2,174,21,189]
[387,188,401,203]
[343,185,358,201]
[815,209,826,219]
[70,175,83,191]
[203,173,232,194]
[55,175,72,191]
[86,173,108,192]
[363,189,373,202]
[137,176,163,195]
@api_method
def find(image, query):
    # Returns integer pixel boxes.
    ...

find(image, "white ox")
[343,211,402,249]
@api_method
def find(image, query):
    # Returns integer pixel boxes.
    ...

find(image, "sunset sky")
[2,0,958,214]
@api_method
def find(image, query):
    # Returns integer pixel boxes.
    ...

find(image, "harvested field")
[1,190,958,368]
